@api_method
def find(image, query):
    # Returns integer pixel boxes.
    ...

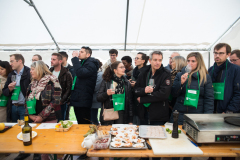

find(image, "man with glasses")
[31,54,49,68]
[208,43,240,113]
[102,49,118,72]
[165,52,180,71]
[230,49,240,66]
[3,54,31,160]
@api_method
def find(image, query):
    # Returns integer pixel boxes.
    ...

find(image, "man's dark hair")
[121,56,132,64]
[231,49,240,59]
[138,52,149,66]
[82,46,92,56]
[214,43,231,54]
[95,59,103,70]
[10,54,25,65]
[52,53,63,60]
[109,49,118,56]
[59,51,68,60]
[33,54,42,60]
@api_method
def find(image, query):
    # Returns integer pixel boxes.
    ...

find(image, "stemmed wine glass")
[148,79,155,96]
[11,75,16,89]
[185,64,192,74]
[110,84,115,101]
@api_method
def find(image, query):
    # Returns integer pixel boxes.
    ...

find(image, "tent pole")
[124,0,129,51]
[207,17,240,51]
[24,0,60,51]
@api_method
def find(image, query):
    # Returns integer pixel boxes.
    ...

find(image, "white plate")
[17,131,37,141]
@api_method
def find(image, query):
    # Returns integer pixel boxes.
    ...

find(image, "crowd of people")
[0,43,240,160]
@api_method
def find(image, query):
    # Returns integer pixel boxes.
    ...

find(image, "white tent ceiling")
[0,0,240,51]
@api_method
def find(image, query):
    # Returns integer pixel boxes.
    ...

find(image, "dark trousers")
[74,107,91,124]
[12,105,25,122]
[91,108,99,124]
[140,109,166,125]
[60,103,67,121]
[65,104,71,120]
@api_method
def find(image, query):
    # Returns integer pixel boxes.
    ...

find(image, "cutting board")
[149,130,203,155]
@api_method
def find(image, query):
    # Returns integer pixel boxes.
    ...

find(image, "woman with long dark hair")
[97,61,133,124]
[0,61,12,122]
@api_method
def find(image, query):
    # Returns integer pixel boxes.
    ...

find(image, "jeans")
[91,108,99,125]
[12,105,25,122]
[60,103,67,121]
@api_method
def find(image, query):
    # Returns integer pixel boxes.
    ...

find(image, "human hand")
[137,97,140,103]
[181,73,188,85]
[34,116,43,123]
[29,115,37,121]
[8,82,16,92]
[72,51,79,58]
[145,86,153,93]
[107,89,115,96]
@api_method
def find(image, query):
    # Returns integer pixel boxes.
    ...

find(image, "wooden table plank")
[0,124,89,154]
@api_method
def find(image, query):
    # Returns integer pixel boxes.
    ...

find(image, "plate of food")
[17,131,37,141]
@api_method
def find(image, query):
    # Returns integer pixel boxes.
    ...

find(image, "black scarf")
[211,59,228,82]
[112,74,124,94]
[133,67,140,80]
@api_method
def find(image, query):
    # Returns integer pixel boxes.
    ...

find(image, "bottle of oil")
[22,114,32,146]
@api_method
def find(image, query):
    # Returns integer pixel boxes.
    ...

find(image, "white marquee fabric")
[0,0,240,51]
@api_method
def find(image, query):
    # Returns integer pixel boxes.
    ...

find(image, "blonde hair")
[187,52,208,86]
[172,56,186,71]
[31,61,52,80]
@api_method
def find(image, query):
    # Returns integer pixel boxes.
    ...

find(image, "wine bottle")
[22,114,32,146]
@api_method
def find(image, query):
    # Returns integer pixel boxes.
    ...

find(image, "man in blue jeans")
[50,53,73,121]
[3,54,31,160]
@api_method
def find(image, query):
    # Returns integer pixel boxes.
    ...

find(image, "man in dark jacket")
[3,54,31,160]
[208,43,240,113]
[71,46,99,124]
[50,53,73,121]
[135,51,171,125]
[59,51,75,120]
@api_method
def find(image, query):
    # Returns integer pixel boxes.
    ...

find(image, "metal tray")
[139,125,167,139]
[109,141,148,150]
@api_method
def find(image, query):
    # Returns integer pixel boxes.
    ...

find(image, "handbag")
[102,104,119,121]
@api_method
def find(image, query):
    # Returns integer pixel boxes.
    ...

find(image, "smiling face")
[149,54,162,70]
[114,63,125,76]
[187,56,198,71]
[110,53,117,63]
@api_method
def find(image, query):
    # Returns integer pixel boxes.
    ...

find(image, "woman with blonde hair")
[170,52,214,125]
[25,60,62,123]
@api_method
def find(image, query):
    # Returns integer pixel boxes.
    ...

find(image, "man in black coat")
[135,51,171,125]
[70,46,99,124]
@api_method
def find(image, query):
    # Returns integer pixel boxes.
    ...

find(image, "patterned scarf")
[171,70,181,86]
[112,74,124,94]
[28,74,61,100]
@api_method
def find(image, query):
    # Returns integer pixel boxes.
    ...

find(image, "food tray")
[109,141,148,150]
[55,120,73,132]
[139,125,167,139]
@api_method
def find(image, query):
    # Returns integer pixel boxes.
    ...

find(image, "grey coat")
[92,71,103,109]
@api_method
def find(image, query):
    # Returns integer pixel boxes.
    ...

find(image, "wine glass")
[185,64,192,74]
[11,75,17,89]
[110,84,115,101]
[148,79,155,96]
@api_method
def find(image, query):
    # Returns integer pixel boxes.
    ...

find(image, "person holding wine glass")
[0,61,12,122]
[97,61,133,125]
[135,51,171,125]
[170,52,214,125]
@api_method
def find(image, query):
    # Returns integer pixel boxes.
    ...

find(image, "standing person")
[208,43,240,113]
[168,56,186,118]
[2,54,31,160]
[26,60,61,160]
[59,51,75,120]
[50,53,72,121]
[32,54,49,68]
[135,51,171,125]
[102,49,118,72]
[121,56,133,80]
[0,61,12,122]
[171,52,214,125]
[71,47,99,124]
[91,59,103,124]
[230,49,240,66]
[97,61,133,125]
[130,52,149,125]
[165,52,180,71]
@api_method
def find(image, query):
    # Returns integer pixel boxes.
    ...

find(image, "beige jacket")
[0,75,7,96]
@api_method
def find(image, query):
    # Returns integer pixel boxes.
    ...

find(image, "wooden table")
[0,124,88,159]
[87,126,240,160]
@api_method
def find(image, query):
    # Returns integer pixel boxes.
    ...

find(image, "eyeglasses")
[10,60,17,63]
[230,59,240,62]
[135,57,142,60]
[213,52,226,55]
[118,66,125,69]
